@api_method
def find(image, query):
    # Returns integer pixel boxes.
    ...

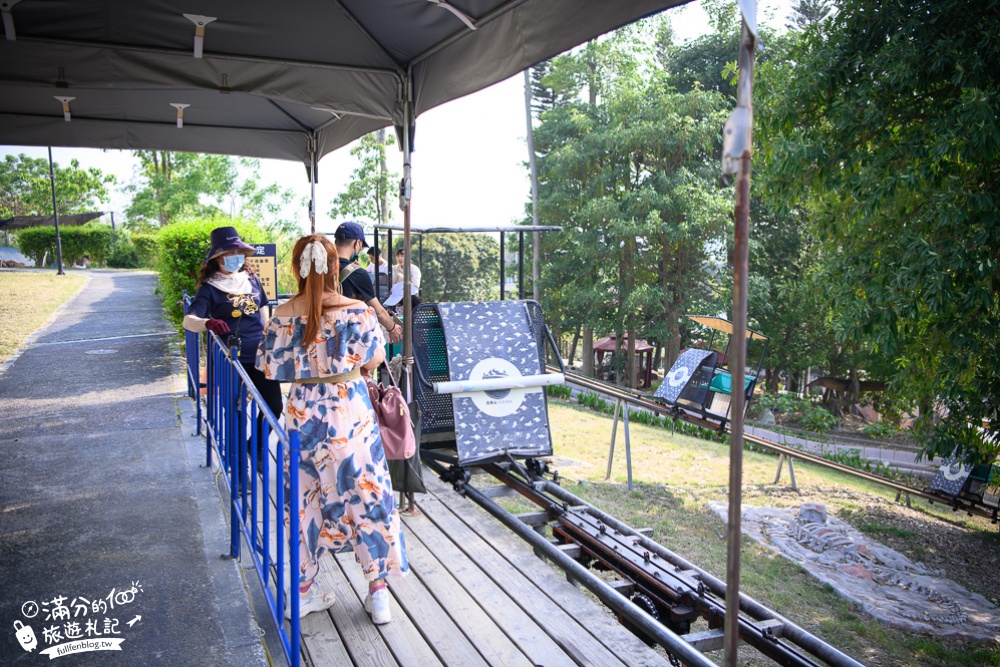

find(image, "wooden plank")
[299,601,354,667]
[338,549,492,667]
[419,473,671,667]
[414,491,638,667]
[403,511,573,667]
[398,517,540,667]
[334,552,446,667]
[313,558,398,666]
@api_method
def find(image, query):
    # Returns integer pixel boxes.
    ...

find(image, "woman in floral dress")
[256,234,408,622]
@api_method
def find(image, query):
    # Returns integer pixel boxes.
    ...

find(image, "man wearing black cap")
[334,221,402,344]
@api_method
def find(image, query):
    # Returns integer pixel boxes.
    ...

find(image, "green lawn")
[0,270,87,363]
[532,399,1000,667]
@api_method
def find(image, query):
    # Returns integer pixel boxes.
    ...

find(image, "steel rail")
[480,462,843,667]
[424,458,718,667]
[550,366,996,522]
[531,475,867,667]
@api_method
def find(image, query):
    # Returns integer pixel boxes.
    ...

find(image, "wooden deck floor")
[299,472,673,667]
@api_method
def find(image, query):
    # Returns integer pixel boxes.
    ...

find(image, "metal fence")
[183,293,303,667]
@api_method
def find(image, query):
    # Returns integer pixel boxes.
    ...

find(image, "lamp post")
[47,146,65,275]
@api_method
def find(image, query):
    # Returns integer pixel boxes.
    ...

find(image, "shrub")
[130,233,158,268]
[106,231,143,268]
[756,391,838,434]
[860,421,899,440]
[156,218,268,328]
[14,225,115,267]
[546,384,573,400]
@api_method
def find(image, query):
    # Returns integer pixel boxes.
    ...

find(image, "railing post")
[605,398,622,480]
[289,430,301,663]
[228,354,240,559]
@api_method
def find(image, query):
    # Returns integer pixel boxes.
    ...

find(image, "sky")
[2,1,791,236]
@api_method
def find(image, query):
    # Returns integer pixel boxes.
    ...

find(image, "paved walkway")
[0,270,268,666]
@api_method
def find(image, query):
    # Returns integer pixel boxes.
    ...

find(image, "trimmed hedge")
[156,218,268,328]
[15,225,116,267]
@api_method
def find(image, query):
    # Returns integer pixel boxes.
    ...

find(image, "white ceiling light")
[425,0,477,31]
[170,103,190,128]
[1,0,22,40]
[54,96,75,121]
[183,14,216,58]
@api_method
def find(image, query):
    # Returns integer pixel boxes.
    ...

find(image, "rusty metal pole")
[724,18,755,667]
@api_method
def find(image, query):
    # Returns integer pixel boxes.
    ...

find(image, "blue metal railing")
[182,293,302,667]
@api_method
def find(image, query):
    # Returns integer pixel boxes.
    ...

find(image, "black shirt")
[339,257,377,302]
[188,273,267,364]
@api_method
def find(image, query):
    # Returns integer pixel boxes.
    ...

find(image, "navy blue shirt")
[339,257,376,302]
[188,273,267,364]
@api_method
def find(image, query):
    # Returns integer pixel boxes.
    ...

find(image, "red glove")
[205,319,230,336]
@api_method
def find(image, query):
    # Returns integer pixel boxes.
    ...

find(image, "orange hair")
[290,234,341,344]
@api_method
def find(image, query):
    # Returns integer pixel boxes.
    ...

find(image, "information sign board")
[246,244,277,302]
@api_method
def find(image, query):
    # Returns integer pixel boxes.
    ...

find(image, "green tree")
[328,131,397,226]
[534,23,732,386]
[125,151,236,227]
[786,0,833,30]
[757,0,1000,459]
[417,234,499,303]
[0,154,114,218]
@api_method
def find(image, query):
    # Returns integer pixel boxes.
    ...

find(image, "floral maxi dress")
[256,306,409,590]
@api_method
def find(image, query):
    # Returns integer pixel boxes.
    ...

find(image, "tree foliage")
[0,154,114,218]
[416,234,499,303]
[531,20,733,385]
[328,131,397,225]
[125,152,298,231]
[757,0,1000,457]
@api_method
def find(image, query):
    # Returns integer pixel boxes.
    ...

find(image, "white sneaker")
[364,587,391,624]
[285,586,335,619]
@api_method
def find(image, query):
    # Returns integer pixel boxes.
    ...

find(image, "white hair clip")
[298,240,329,279]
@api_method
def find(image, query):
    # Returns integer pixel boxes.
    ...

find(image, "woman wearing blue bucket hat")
[183,226,284,462]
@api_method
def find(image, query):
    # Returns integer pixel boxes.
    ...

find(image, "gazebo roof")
[594,333,654,353]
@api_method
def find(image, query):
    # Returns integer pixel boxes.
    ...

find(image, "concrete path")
[0,270,268,666]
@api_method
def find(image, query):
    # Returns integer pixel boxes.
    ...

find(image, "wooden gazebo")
[594,333,654,389]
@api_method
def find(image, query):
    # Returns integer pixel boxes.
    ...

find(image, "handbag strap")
[380,359,398,388]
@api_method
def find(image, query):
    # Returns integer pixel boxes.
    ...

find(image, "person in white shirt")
[391,247,421,292]
[366,247,389,279]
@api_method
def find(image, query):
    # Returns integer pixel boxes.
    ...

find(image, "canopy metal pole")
[400,73,415,402]
[724,17,755,667]
[309,136,317,235]
[499,231,505,300]
[47,147,64,275]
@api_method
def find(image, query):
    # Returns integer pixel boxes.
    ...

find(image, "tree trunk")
[581,326,594,376]
[569,325,581,367]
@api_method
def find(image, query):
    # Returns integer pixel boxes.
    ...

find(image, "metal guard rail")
[553,366,997,522]
[183,292,303,667]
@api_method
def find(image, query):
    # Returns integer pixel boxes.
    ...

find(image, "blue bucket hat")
[206,226,256,262]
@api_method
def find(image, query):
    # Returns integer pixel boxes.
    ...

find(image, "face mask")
[348,243,361,263]
[222,254,245,272]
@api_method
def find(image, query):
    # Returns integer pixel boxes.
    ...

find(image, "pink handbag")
[366,368,416,460]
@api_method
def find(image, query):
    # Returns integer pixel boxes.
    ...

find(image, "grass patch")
[0,270,87,363]
[540,400,1000,666]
